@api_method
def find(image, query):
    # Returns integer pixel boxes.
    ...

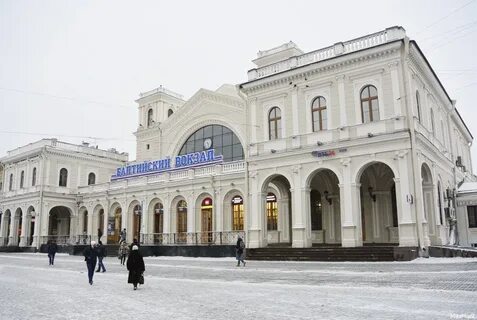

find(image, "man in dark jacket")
[46,240,58,266]
[95,241,107,273]
[83,240,98,285]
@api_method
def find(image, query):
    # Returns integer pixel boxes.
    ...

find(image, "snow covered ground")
[0,253,476,320]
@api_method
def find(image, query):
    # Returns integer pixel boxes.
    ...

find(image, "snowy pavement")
[0,253,476,320]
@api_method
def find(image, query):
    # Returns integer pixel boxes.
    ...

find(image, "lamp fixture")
[317,141,323,146]
[271,149,277,154]
[368,133,374,138]
[323,191,332,205]
[368,187,376,202]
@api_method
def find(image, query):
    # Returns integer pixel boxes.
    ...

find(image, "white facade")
[0,26,474,253]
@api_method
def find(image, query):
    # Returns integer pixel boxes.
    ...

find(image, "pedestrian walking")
[235,236,246,267]
[95,241,107,272]
[118,241,129,265]
[83,240,98,285]
[46,240,58,266]
[120,228,126,243]
[129,238,140,250]
[97,228,103,243]
[127,245,145,290]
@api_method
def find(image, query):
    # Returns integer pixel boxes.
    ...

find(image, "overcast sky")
[1,0,476,169]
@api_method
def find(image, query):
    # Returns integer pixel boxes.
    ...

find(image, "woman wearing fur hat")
[83,240,98,285]
[127,245,145,290]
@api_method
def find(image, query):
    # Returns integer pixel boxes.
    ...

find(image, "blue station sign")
[112,149,223,180]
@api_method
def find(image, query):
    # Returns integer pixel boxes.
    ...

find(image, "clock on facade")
[203,138,212,149]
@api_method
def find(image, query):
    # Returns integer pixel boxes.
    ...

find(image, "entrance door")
[201,209,213,243]
[201,198,213,243]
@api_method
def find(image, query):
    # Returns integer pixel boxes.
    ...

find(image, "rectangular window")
[467,206,477,228]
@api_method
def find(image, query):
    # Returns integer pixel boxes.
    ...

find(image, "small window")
[168,109,174,117]
[88,172,96,185]
[416,91,421,122]
[59,168,68,187]
[20,171,24,189]
[9,173,13,191]
[268,107,282,140]
[32,167,37,186]
[311,96,327,132]
[147,109,154,127]
[360,85,379,123]
[468,206,477,228]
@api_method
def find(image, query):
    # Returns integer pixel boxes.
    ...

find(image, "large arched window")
[147,109,154,127]
[232,196,244,231]
[168,109,174,117]
[266,193,278,231]
[154,203,164,234]
[360,85,379,123]
[20,171,24,189]
[416,91,421,122]
[312,96,327,132]
[88,172,96,185]
[32,167,37,187]
[59,168,68,187]
[178,125,244,162]
[9,173,13,191]
[268,107,282,140]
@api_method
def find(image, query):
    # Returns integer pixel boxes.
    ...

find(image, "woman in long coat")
[127,245,145,290]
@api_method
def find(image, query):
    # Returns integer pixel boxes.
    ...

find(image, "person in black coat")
[83,240,98,285]
[46,240,58,266]
[95,241,107,273]
[127,245,145,290]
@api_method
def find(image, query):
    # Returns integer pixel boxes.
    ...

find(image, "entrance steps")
[246,245,417,261]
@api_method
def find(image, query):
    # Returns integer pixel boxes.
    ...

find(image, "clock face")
[203,138,212,150]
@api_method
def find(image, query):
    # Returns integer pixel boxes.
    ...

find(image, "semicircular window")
[178,125,244,162]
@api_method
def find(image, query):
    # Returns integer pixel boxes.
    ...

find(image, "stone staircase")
[246,245,411,262]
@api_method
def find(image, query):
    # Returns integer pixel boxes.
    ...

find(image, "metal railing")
[41,235,72,245]
[143,231,245,246]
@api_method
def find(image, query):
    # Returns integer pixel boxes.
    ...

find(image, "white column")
[336,75,347,127]
[214,189,223,232]
[339,158,362,247]
[290,186,311,248]
[291,88,299,136]
[250,98,257,143]
[389,61,402,117]
[19,210,28,247]
[248,188,266,248]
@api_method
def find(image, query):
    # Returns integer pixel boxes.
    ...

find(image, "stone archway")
[48,206,72,244]
[358,162,399,244]
[261,175,292,246]
[307,169,341,245]
[108,203,122,244]
[421,163,437,244]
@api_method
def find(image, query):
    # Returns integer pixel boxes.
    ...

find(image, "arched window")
[178,125,244,162]
[360,85,379,123]
[310,190,323,230]
[268,107,282,140]
[231,196,244,231]
[147,109,154,127]
[20,171,24,189]
[430,109,435,133]
[88,172,96,185]
[416,91,421,122]
[266,193,278,230]
[32,168,37,187]
[59,168,68,187]
[9,173,13,191]
[168,109,173,117]
[311,96,327,132]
